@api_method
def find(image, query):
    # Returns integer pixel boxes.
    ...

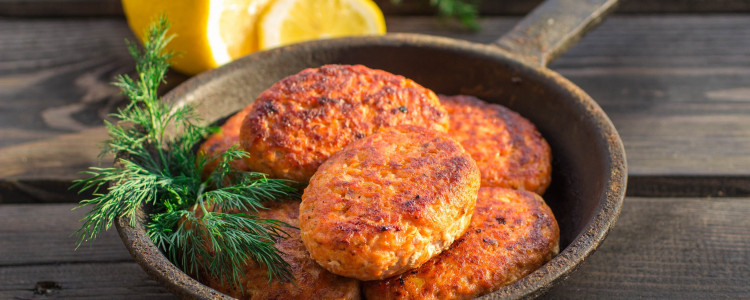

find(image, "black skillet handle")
[494,0,619,67]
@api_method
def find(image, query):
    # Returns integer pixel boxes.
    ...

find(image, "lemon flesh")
[122,0,271,75]
[258,0,386,50]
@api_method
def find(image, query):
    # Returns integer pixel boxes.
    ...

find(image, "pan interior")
[163,35,621,298]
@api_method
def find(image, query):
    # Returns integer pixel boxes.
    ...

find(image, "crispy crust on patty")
[203,200,360,300]
[440,95,552,194]
[362,188,560,300]
[300,125,480,281]
[197,105,252,179]
[240,64,450,182]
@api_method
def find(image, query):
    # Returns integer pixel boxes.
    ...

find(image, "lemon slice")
[122,0,272,75]
[258,0,386,50]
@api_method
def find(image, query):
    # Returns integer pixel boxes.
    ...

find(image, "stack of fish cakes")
[198,64,559,299]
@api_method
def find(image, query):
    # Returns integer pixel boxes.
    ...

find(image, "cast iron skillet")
[116,0,627,298]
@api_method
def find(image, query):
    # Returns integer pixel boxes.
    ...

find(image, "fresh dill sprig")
[392,0,481,30]
[431,0,481,31]
[73,16,297,286]
[148,208,295,286]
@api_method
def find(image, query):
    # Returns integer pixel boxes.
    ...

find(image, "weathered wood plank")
[552,16,750,177]
[1,197,749,298]
[380,0,750,15]
[0,263,175,299]
[0,204,174,298]
[2,16,750,202]
[0,204,133,266]
[627,176,750,197]
[2,0,750,17]
[541,197,750,299]
[0,0,123,17]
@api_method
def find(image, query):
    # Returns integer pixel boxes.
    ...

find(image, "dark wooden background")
[3,0,750,16]
[1,0,749,299]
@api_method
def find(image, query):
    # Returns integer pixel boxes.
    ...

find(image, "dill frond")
[391,0,481,30]
[148,209,295,285]
[431,0,481,31]
[73,15,297,287]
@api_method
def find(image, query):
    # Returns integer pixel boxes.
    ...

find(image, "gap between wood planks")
[3,0,750,17]
[3,175,750,203]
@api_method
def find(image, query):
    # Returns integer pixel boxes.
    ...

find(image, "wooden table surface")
[2,1,750,299]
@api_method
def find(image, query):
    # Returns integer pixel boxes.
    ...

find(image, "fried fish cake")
[300,125,480,281]
[362,187,560,300]
[197,105,252,179]
[240,64,450,182]
[203,200,361,300]
[440,95,552,194]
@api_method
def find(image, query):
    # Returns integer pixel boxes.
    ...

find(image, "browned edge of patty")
[200,200,361,300]
[197,104,253,179]
[440,94,552,194]
[240,64,449,182]
[362,187,560,300]
[300,125,480,281]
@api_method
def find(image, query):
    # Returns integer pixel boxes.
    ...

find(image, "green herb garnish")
[392,0,481,30]
[73,16,296,287]
[431,0,481,30]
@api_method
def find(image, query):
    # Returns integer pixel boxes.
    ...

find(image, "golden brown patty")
[203,200,360,300]
[197,105,252,179]
[240,64,449,182]
[300,125,480,281]
[440,95,552,194]
[362,187,560,300]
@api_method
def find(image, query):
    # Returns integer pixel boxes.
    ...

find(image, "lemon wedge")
[122,0,272,75]
[257,0,386,50]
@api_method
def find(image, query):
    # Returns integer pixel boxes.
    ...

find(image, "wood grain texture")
[1,198,749,299]
[0,204,133,266]
[381,0,750,15]
[0,18,133,181]
[553,16,750,176]
[0,263,175,299]
[541,197,750,299]
[2,15,750,203]
[0,0,123,17]
[0,204,175,298]
[0,18,186,204]
[627,176,750,197]
[2,0,750,17]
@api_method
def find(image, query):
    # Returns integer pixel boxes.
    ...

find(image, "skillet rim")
[115,32,627,300]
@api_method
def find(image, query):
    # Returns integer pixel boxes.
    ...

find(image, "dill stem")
[142,86,169,172]
[197,183,207,215]
[75,16,297,287]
